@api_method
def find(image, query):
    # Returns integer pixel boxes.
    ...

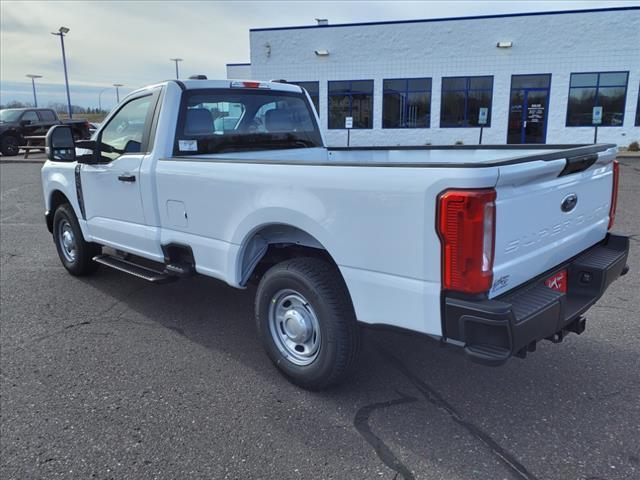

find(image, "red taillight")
[437,189,496,294]
[608,160,619,230]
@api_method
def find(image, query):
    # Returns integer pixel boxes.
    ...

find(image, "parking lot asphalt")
[1,160,639,480]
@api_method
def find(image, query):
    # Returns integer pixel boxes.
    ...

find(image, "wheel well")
[240,225,337,286]
[46,190,70,232]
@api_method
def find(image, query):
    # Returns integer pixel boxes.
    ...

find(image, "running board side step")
[93,254,178,284]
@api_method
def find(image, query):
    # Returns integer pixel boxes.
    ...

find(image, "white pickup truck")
[42,79,629,389]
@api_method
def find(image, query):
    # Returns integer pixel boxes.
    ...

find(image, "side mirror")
[46,125,76,162]
[20,119,32,126]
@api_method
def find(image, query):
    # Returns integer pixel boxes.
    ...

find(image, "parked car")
[0,108,91,156]
[88,122,101,136]
[41,79,629,390]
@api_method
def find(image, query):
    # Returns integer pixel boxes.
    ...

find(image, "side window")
[38,110,57,122]
[22,111,39,123]
[100,96,153,161]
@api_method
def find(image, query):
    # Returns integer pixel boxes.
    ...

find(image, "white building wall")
[247,8,640,147]
[226,63,252,79]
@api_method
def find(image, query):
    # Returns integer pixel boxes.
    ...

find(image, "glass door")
[507,74,551,144]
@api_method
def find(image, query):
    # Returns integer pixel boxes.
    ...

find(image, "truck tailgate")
[489,147,617,298]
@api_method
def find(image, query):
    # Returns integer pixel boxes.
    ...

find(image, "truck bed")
[173,144,616,167]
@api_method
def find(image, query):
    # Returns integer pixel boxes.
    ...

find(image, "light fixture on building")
[496,41,513,48]
[315,50,329,56]
[265,43,271,57]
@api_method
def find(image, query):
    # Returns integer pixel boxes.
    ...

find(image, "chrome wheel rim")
[57,219,77,263]
[268,289,321,366]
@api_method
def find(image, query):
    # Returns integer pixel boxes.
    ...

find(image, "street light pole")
[113,83,124,103]
[51,26,72,119]
[169,58,183,79]
[25,74,43,107]
[98,88,109,112]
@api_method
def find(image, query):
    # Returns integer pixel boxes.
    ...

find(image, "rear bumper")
[443,234,630,366]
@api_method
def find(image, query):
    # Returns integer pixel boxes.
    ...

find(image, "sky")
[1,0,637,110]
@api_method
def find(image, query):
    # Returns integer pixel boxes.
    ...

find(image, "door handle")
[117,174,136,183]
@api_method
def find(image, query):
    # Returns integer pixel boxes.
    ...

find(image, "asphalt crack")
[377,345,539,480]
[16,320,94,350]
[354,391,418,480]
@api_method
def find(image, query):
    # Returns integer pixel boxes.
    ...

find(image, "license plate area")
[544,269,567,293]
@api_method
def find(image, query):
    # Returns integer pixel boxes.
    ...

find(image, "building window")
[566,71,628,127]
[290,81,320,116]
[328,80,373,129]
[440,76,493,127]
[382,78,431,128]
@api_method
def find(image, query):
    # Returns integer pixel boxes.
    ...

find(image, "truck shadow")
[81,268,640,480]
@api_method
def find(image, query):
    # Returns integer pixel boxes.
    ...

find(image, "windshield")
[174,89,322,155]
[0,109,23,122]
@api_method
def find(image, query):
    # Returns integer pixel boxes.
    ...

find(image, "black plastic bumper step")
[443,234,630,366]
[93,254,177,284]
[464,344,511,364]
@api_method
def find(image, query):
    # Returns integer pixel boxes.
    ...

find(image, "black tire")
[52,203,101,276]
[255,257,360,390]
[1,135,20,156]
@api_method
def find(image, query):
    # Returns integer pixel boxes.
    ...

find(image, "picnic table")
[20,135,46,159]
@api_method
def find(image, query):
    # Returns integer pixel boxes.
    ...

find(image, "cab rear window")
[174,89,322,155]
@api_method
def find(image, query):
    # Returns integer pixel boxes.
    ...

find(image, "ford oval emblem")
[561,193,578,212]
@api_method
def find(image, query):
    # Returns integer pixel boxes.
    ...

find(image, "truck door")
[81,90,160,256]
[20,110,41,136]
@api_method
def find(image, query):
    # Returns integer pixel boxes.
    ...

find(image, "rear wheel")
[52,203,101,276]
[0,135,19,156]
[255,257,360,390]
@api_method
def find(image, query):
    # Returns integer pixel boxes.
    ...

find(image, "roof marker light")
[230,81,270,89]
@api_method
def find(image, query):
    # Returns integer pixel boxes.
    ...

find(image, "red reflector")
[437,189,496,294]
[608,160,619,230]
[544,269,567,293]
[242,81,261,88]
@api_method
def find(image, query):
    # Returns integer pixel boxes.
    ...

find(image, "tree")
[1,100,32,109]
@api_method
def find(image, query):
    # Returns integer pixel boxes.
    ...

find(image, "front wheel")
[255,257,360,390]
[0,135,20,156]
[52,203,101,276]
